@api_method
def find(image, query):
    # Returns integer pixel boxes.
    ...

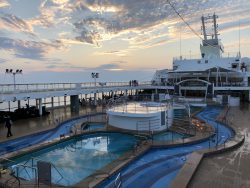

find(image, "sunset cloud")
[0,0,9,8]
[69,0,250,49]
[0,0,249,78]
[0,37,65,60]
[0,14,35,36]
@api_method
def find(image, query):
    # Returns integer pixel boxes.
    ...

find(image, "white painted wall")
[108,109,173,131]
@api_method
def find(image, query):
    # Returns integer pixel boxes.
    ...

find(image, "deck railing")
[0,81,152,94]
[108,102,171,114]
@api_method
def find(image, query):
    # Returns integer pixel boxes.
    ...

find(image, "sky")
[0,0,250,83]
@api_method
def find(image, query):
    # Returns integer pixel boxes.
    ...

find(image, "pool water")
[8,132,138,186]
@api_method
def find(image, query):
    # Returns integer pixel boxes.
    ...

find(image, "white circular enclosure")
[107,102,173,132]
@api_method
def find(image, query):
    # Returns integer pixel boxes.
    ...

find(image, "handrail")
[0,81,152,94]
[2,160,38,187]
[136,118,161,135]
[114,173,122,188]
[109,101,170,114]
[30,157,67,184]
[11,164,37,180]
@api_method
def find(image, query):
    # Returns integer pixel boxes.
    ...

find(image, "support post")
[70,95,79,113]
[64,96,67,106]
[94,93,97,105]
[51,97,54,109]
[39,98,42,116]
[155,89,158,94]
[17,100,21,109]
[151,93,155,102]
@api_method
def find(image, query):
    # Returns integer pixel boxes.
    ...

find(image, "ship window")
[205,60,208,63]
[197,60,201,64]
[232,63,238,68]
[173,66,178,70]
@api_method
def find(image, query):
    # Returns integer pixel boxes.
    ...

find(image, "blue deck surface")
[99,106,234,188]
[0,113,105,155]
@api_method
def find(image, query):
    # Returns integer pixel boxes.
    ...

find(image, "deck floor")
[0,105,105,142]
[189,103,250,188]
[0,104,250,188]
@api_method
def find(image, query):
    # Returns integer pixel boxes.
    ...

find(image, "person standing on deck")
[5,116,13,137]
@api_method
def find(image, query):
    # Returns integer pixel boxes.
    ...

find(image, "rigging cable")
[166,0,219,49]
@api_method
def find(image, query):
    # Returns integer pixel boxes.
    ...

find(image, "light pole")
[91,72,99,86]
[5,69,23,91]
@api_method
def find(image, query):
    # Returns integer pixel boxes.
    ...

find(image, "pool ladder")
[114,173,122,188]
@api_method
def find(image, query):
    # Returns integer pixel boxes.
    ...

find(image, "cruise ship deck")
[0,102,248,188]
[0,1,249,187]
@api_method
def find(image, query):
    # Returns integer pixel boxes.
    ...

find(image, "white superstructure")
[152,14,250,103]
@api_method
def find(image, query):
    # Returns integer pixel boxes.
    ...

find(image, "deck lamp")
[5,69,23,91]
[91,72,99,86]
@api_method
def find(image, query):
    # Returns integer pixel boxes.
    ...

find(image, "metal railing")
[136,119,161,135]
[34,157,66,184]
[114,173,122,188]
[0,81,152,94]
[108,102,171,114]
[0,156,70,186]
[0,157,37,187]
[65,114,106,136]
[173,52,240,61]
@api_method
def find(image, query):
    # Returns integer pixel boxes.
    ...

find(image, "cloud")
[74,26,101,45]
[70,0,250,49]
[28,0,72,28]
[0,0,249,65]
[0,58,6,63]
[93,50,128,56]
[0,37,65,60]
[4,0,248,50]
[0,14,35,36]
[0,0,9,8]
[53,62,125,71]
[94,61,127,71]
[43,60,127,72]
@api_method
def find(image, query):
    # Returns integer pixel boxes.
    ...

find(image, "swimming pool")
[98,106,234,188]
[6,132,138,186]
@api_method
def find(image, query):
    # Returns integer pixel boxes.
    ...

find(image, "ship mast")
[200,13,223,59]
[213,14,218,40]
[201,16,207,40]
